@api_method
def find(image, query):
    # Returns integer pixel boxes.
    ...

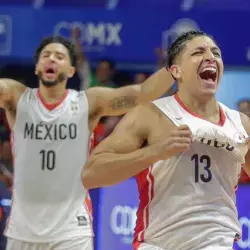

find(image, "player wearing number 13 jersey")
[0,36,174,250]
[82,31,250,250]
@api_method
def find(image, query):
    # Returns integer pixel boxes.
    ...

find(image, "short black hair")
[238,98,250,106]
[167,30,214,67]
[99,58,116,70]
[34,36,77,66]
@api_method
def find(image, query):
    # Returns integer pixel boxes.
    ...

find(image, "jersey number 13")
[191,154,212,183]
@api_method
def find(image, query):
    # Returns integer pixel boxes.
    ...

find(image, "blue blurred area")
[1,0,250,10]
[0,6,249,67]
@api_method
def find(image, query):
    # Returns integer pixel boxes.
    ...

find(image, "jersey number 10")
[191,154,212,183]
[40,150,56,171]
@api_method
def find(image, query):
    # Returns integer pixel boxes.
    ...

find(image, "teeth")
[201,67,217,73]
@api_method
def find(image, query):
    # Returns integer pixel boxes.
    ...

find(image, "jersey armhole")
[12,88,31,132]
[78,90,91,134]
[151,101,181,127]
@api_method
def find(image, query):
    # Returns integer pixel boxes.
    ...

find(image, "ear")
[169,64,182,80]
[68,66,76,78]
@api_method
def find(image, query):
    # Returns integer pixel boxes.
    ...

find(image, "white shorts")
[6,236,93,250]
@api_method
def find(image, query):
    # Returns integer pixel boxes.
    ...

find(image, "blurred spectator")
[238,99,250,117]
[237,99,250,184]
[92,58,116,88]
[72,27,117,89]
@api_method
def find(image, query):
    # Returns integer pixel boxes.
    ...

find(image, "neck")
[39,82,67,104]
[177,90,219,119]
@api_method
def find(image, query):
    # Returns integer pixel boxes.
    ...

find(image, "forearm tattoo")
[109,96,137,110]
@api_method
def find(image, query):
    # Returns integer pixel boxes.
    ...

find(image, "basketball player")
[82,30,250,250]
[0,36,175,249]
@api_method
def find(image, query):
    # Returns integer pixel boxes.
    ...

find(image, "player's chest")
[19,108,86,141]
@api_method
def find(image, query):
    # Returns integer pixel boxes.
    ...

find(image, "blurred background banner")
[97,178,139,250]
[236,185,250,250]
[1,0,250,10]
[0,6,249,66]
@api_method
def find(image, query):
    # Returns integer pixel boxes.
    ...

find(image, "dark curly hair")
[167,30,215,67]
[34,36,77,67]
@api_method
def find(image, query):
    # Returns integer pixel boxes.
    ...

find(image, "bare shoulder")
[110,101,174,140]
[0,78,26,91]
[119,102,162,126]
[240,112,250,136]
[0,78,26,109]
[93,103,161,153]
[85,87,103,117]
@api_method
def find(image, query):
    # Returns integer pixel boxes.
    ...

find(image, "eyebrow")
[192,46,221,53]
[42,50,66,56]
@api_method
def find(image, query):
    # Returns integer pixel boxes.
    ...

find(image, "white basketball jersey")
[5,88,93,242]
[134,95,248,250]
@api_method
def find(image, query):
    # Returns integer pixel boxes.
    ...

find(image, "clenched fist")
[156,125,193,160]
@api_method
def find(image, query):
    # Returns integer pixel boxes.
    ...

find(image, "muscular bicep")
[0,78,26,109]
[91,105,152,156]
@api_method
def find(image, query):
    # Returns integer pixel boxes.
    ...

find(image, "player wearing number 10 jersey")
[0,36,174,250]
[82,31,250,250]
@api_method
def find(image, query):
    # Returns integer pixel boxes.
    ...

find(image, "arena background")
[0,1,250,249]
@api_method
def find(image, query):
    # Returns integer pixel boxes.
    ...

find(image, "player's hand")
[157,125,193,159]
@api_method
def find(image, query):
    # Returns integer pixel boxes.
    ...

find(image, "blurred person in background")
[237,99,250,183]
[72,27,117,89]
[92,58,116,88]
[0,35,175,250]
[238,99,250,117]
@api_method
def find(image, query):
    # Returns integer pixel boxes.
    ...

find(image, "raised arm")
[82,104,192,189]
[0,78,26,109]
[86,67,174,116]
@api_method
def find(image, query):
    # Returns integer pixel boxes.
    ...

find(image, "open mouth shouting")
[44,66,58,80]
[198,65,218,88]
